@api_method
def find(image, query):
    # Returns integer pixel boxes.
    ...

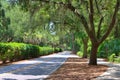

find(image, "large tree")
[66,0,120,65]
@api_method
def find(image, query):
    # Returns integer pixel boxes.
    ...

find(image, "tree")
[68,0,120,65]
[114,18,120,39]
[0,2,12,42]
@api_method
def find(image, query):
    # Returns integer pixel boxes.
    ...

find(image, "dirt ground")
[46,58,108,80]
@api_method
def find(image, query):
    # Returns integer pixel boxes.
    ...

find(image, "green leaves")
[0,42,61,63]
[0,1,12,42]
[98,39,120,58]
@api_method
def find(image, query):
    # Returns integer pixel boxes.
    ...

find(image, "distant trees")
[0,2,12,42]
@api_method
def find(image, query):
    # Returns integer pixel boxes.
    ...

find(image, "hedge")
[0,42,61,63]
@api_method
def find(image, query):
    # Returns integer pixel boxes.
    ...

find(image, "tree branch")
[88,0,98,43]
[60,2,90,37]
[95,0,100,14]
[99,0,120,43]
[89,0,95,35]
[97,16,104,39]
[39,0,90,35]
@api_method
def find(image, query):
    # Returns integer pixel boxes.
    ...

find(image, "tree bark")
[114,19,120,38]
[89,43,99,65]
[71,32,76,54]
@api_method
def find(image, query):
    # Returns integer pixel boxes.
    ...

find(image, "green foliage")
[108,54,115,62]
[39,47,54,55]
[0,42,61,63]
[114,57,120,63]
[77,51,83,57]
[107,53,120,63]
[6,5,30,42]
[98,39,120,58]
[98,39,120,63]
[0,2,12,42]
[54,48,62,53]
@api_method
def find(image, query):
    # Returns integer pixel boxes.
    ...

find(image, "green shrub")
[54,48,62,53]
[108,54,116,62]
[39,47,54,55]
[114,57,120,63]
[0,42,59,63]
[107,54,120,63]
[77,51,83,57]
[98,39,120,58]
[6,49,15,62]
[0,53,7,63]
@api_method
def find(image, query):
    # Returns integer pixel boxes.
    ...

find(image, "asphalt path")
[0,51,79,80]
[95,59,120,80]
[1,52,120,80]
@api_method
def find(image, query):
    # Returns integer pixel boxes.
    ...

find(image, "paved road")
[95,59,120,80]
[0,51,79,80]
[1,52,120,80]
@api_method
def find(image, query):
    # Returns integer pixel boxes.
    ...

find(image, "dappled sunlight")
[97,63,120,79]
[0,52,109,80]
[47,58,108,80]
[97,58,110,65]
[65,62,87,64]
[43,51,79,58]
[0,51,79,80]
[14,60,43,65]
[0,73,49,80]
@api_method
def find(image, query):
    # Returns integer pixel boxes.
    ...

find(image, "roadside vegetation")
[0,42,61,64]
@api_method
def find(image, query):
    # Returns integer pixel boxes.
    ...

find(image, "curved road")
[0,51,79,80]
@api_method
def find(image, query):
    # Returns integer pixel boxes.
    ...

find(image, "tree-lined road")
[0,52,120,80]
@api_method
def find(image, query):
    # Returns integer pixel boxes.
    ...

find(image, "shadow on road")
[0,51,79,80]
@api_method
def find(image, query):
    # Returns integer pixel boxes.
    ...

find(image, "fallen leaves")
[46,58,108,80]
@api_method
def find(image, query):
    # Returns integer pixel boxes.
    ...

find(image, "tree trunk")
[89,43,99,65]
[82,38,88,58]
[114,22,120,38]
[72,32,76,54]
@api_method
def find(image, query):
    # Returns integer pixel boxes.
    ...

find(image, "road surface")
[0,51,79,80]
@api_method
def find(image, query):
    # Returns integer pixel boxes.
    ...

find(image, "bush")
[0,42,60,63]
[39,47,54,55]
[77,51,83,57]
[107,53,120,63]
[54,48,62,53]
[108,54,116,62]
[98,39,120,58]
[114,57,120,63]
